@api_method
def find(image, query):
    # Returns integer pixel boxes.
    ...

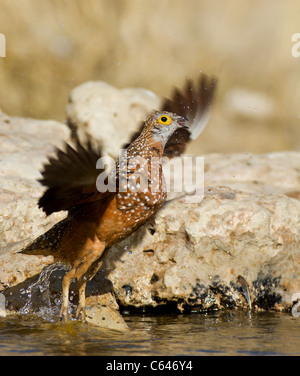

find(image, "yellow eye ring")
[158,115,172,125]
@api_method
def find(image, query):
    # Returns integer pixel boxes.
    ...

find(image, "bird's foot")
[76,304,86,323]
[59,304,69,322]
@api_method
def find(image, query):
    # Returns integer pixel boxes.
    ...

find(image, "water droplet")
[19,263,68,317]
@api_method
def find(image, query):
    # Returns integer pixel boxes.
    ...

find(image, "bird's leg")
[60,268,76,322]
[73,241,106,322]
[76,279,87,322]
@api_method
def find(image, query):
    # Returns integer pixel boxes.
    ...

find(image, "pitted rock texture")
[0,81,300,315]
[104,187,300,312]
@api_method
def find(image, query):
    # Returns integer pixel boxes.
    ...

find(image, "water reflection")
[0,311,299,356]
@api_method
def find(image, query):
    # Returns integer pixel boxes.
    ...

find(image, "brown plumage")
[21,73,217,321]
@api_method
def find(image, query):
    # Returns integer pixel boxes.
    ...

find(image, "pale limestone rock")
[85,295,129,330]
[0,112,69,288]
[104,187,300,312]
[204,152,300,196]
[0,112,70,180]
[224,89,275,119]
[0,84,300,315]
[86,305,129,331]
[65,81,160,158]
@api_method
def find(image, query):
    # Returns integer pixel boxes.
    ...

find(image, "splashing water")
[19,263,70,321]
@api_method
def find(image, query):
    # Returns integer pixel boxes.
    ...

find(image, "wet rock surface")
[0,83,300,322]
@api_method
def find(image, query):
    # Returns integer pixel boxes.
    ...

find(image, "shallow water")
[0,311,299,356]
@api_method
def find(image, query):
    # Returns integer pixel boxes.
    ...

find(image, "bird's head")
[144,111,188,145]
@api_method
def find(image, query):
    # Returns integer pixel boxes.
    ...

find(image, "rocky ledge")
[0,82,299,327]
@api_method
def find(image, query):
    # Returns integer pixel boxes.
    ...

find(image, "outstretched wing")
[38,139,108,215]
[125,72,217,157]
[162,73,217,157]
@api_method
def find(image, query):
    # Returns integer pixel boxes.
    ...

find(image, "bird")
[20,73,217,322]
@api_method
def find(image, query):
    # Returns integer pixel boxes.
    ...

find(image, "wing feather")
[38,139,107,215]
[162,73,217,157]
[125,72,217,157]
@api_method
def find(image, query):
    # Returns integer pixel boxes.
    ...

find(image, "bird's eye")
[158,115,172,125]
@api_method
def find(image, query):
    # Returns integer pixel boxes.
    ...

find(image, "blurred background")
[0,0,299,153]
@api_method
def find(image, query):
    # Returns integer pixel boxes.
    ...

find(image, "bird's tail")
[20,218,69,257]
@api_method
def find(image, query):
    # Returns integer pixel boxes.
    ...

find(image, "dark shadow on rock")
[3,265,114,314]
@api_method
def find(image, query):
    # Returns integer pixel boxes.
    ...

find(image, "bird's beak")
[177,116,189,128]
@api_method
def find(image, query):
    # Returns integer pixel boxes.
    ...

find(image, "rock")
[65,81,160,158]
[0,111,70,180]
[224,89,275,119]
[86,304,129,331]
[1,83,300,316]
[204,152,300,197]
[104,186,300,312]
[85,295,129,331]
[0,111,70,287]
